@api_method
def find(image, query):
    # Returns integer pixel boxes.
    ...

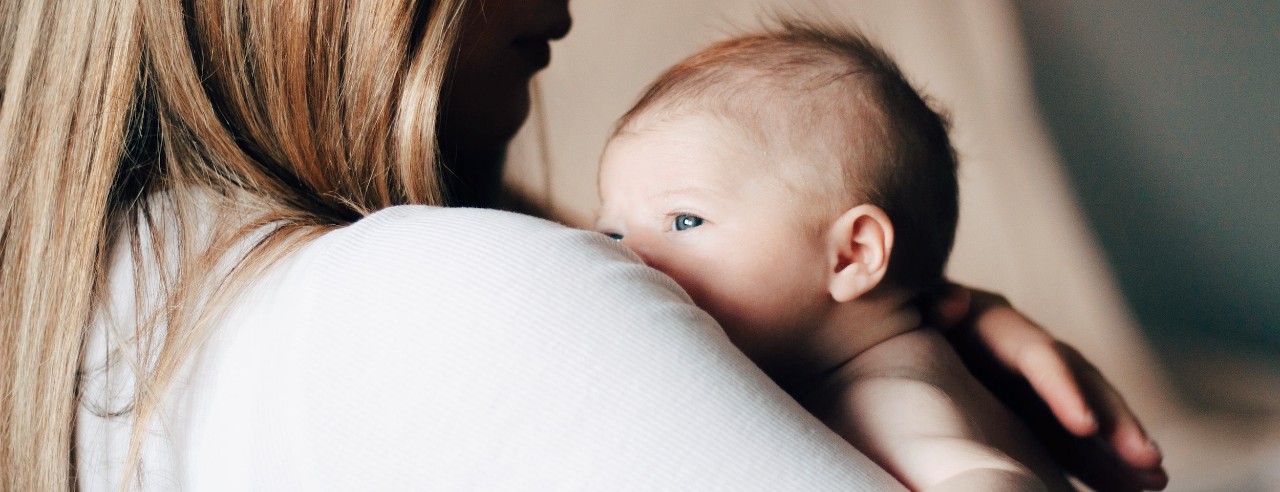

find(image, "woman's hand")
[929,285,1169,491]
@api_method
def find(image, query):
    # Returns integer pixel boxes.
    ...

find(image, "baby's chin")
[698,307,784,353]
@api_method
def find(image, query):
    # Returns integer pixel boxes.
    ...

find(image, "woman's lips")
[510,13,570,71]
[536,14,573,42]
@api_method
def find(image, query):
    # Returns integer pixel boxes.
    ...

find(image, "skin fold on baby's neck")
[779,290,924,401]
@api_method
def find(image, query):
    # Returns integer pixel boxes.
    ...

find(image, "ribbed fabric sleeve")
[77,206,902,491]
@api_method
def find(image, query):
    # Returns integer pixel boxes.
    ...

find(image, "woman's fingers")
[1074,350,1165,472]
[942,285,1168,489]
[1056,434,1161,492]
[1049,343,1167,489]
[969,298,1088,432]
[1017,342,1097,437]
[1003,339,1167,490]
[925,283,971,329]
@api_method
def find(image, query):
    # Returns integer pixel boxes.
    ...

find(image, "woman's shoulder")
[319,206,614,268]
[177,206,727,488]
[299,205,686,302]
[200,205,700,400]
[324,205,607,261]
[339,204,571,243]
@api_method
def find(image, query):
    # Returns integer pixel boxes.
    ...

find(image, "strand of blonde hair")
[1,0,470,489]
[1,0,140,489]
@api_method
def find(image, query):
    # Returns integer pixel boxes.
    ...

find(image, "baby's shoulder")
[834,328,984,418]
[838,327,1011,430]
[843,367,957,412]
[849,327,961,383]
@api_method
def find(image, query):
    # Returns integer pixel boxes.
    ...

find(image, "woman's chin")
[441,82,531,151]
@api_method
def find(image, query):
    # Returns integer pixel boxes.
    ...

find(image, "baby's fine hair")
[617,20,959,293]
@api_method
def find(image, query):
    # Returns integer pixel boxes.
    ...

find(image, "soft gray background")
[1015,1,1279,389]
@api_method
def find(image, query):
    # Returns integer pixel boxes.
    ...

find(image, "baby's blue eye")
[672,214,705,231]
[604,232,623,241]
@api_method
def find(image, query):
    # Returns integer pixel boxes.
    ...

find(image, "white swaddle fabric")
[77,205,902,491]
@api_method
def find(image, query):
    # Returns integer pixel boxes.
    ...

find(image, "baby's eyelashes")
[594,212,705,241]
[593,215,624,241]
[671,214,705,231]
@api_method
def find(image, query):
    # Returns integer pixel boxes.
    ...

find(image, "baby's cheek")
[687,268,788,334]
[653,259,720,306]
[649,245,815,339]
[725,249,826,327]
[648,257,739,317]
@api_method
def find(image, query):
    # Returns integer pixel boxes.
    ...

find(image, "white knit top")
[76,205,900,491]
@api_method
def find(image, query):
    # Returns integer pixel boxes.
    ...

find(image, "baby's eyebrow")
[657,186,724,199]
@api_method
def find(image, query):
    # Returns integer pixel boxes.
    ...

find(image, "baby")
[595,23,1072,491]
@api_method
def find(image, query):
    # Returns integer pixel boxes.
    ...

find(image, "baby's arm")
[825,376,1047,491]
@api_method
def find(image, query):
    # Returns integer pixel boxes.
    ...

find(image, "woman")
[0,0,1166,490]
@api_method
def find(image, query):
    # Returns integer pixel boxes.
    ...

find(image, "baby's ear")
[826,204,894,302]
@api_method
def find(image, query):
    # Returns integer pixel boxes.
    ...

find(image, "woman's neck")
[439,142,508,208]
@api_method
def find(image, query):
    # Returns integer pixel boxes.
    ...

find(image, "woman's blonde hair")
[0,0,470,488]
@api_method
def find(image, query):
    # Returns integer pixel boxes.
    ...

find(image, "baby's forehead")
[604,112,761,178]
[633,71,874,148]
[607,106,860,205]
[631,91,870,167]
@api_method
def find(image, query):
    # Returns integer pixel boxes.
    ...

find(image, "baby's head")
[596,22,958,372]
